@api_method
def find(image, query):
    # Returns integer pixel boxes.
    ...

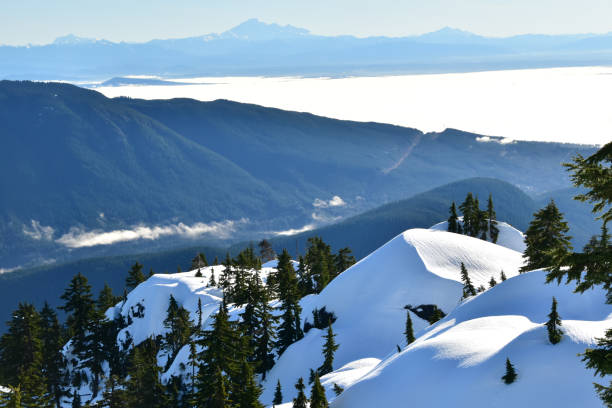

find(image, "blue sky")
[2,0,611,45]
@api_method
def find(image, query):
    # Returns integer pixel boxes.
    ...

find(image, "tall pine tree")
[276,249,303,355]
[520,200,572,273]
[546,297,563,344]
[292,378,308,408]
[126,262,146,291]
[460,263,477,298]
[318,322,339,376]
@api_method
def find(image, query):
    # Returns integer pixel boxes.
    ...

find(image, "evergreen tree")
[97,283,120,314]
[296,256,313,297]
[555,142,612,406]
[333,248,355,279]
[250,277,278,379]
[60,273,95,358]
[220,253,233,294]
[292,378,308,408]
[404,309,415,345]
[39,302,67,407]
[333,383,344,396]
[318,322,339,376]
[192,253,209,270]
[501,358,517,384]
[196,303,247,407]
[500,270,507,281]
[309,375,328,408]
[460,193,478,237]
[520,200,572,273]
[546,297,563,344]
[196,268,203,278]
[187,341,198,406]
[210,368,231,408]
[448,202,459,233]
[0,385,21,408]
[162,295,192,361]
[95,375,128,408]
[487,194,500,243]
[272,380,283,406]
[126,262,146,291]
[259,239,276,263]
[233,359,264,408]
[125,338,166,408]
[305,237,335,293]
[276,249,303,354]
[460,263,477,298]
[0,302,49,406]
[489,277,497,288]
[208,268,217,287]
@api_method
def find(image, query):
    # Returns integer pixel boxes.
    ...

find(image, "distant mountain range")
[0,80,595,270]
[2,19,612,80]
[0,80,597,269]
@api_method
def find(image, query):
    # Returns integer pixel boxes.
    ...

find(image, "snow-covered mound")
[261,228,525,403]
[430,219,526,253]
[331,270,612,408]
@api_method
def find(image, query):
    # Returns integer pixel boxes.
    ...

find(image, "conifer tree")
[39,302,67,407]
[276,249,303,354]
[310,375,328,408]
[428,306,445,325]
[233,359,264,408]
[196,268,203,278]
[460,193,477,237]
[318,322,339,376]
[125,338,166,408]
[126,262,146,291]
[333,383,344,396]
[220,253,233,295]
[404,309,415,345]
[0,385,21,408]
[208,268,217,287]
[97,283,120,314]
[487,194,500,243]
[553,142,612,406]
[500,270,507,281]
[249,276,278,379]
[192,253,209,270]
[448,202,459,233]
[460,263,477,298]
[273,380,283,406]
[305,237,335,293]
[502,358,517,384]
[520,200,572,273]
[489,277,497,288]
[546,297,563,344]
[292,378,308,408]
[333,248,356,279]
[95,375,128,408]
[210,368,231,408]
[296,256,313,297]
[163,295,192,360]
[60,273,95,356]
[0,302,49,406]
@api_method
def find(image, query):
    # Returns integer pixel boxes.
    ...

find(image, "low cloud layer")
[23,220,55,241]
[274,224,316,236]
[55,219,245,248]
[476,136,515,144]
[313,195,346,208]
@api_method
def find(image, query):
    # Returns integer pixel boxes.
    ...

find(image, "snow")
[429,218,526,253]
[69,219,610,408]
[260,228,525,404]
[331,269,611,408]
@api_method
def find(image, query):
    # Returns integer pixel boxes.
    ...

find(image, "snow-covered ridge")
[429,218,526,253]
[76,220,609,408]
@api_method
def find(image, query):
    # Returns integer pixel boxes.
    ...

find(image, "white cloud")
[274,224,316,236]
[313,195,346,208]
[0,266,20,274]
[476,136,516,144]
[56,219,245,248]
[22,220,55,241]
[476,136,492,143]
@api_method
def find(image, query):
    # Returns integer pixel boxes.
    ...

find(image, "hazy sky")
[2,0,612,45]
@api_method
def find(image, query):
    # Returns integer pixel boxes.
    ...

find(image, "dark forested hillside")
[0,80,595,268]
